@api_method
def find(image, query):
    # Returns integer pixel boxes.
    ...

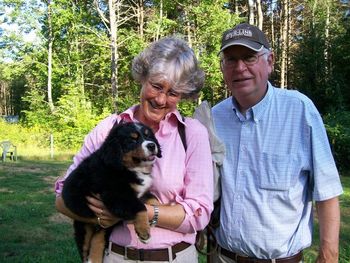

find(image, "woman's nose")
[154,92,167,105]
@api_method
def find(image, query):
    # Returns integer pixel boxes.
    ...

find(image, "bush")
[324,111,350,172]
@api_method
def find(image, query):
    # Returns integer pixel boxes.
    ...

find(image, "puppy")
[62,121,162,263]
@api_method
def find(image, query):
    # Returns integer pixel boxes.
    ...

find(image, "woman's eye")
[169,91,179,97]
[152,84,162,90]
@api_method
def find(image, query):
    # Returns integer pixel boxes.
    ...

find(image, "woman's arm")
[56,195,121,228]
[170,118,214,233]
[55,195,97,224]
[145,203,185,230]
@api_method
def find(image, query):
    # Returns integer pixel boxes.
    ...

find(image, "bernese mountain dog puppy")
[62,121,162,263]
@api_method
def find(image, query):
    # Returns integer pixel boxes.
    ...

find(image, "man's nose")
[234,59,247,71]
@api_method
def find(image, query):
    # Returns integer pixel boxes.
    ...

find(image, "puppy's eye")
[130,133,139,140]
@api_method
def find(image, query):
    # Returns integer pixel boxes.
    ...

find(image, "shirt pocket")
[258,152,295,191]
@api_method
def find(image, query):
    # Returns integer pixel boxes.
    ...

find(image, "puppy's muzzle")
[146,142,156,153]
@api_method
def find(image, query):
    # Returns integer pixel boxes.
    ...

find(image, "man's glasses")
[221,53,267,68]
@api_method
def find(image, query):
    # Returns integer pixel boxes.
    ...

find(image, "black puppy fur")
[62,121,161,263]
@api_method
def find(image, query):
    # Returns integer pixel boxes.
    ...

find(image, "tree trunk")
[109,0,118,113]
[256,0,263,29]
[280,0,288,89]
[270,4,275,49]
[47,0,54,112]
[185,9,192,48]
[155,0,163,41]
[248,0,255,25]
[286,0,292,87]
[324,1,330,79]
[137,0,144,39]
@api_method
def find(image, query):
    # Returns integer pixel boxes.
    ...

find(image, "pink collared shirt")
[55,105,214,249]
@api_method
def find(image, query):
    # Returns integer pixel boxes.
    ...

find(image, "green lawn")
[0,160,349,262]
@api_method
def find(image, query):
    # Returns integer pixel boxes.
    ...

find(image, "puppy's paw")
[135,229,150,243]
[134,211,151,244]
[138,235,151,244]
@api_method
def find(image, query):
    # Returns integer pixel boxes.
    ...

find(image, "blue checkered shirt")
[212,82,343,259]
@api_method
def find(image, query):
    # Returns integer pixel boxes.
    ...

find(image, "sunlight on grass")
[14,145,76,162]
[0,160,349,262]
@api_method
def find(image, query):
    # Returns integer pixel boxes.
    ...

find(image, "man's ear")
[267,51,275,75]
[220,60,224,72]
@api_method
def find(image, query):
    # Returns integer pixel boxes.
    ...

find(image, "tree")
[46,0,54,112]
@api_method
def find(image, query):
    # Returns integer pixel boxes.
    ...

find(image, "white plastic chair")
[0,140,18,161]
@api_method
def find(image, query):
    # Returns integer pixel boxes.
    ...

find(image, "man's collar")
[231,82,273,122]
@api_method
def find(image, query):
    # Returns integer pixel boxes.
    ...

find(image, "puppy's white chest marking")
[131,171,152,198]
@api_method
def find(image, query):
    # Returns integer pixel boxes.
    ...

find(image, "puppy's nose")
[147,142,156,153]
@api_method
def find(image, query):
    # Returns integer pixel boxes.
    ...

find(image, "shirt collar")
[251,81,273,122]
[231,81,273,122]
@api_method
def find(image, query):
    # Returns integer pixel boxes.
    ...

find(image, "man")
[212,23,343,263]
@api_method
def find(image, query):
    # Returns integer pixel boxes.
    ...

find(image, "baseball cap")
[219,23,271,53]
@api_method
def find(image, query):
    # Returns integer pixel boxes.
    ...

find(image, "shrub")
[324,111,350,172]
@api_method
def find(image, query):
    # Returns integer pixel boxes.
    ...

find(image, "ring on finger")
[97,217,107,229]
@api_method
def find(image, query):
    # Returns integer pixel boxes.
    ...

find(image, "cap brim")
[219,40,264,53]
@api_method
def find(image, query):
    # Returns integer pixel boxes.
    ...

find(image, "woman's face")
[137,78,181,129]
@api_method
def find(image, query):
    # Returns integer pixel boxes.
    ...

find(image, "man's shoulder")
[273,86,314,106]
[212,97,232,113]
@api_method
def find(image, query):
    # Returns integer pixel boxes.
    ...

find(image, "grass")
[0,159,349,262]
[0,159,80,262]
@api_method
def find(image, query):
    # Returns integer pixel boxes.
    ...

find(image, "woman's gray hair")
[132,37,205,99]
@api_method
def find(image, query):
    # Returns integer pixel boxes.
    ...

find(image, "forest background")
[0,0,350,172]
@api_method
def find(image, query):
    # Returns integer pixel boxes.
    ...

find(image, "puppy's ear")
[100,137,123,168]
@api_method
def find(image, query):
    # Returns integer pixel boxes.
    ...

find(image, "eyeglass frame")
[145,81,182,102]
[221,52,269,68]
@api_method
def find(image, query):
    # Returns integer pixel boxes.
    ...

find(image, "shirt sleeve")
[306,101,343,201]
[54,115,117,196]
[174,118,214,233]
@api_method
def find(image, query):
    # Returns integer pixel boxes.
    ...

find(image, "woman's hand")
[86,194,121,228]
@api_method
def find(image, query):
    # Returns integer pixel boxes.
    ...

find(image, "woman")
[55,37,213,263]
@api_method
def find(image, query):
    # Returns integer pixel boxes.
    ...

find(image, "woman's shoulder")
[93,114,118,132]
[182,116,209,137]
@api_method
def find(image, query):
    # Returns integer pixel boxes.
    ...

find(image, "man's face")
[221,45,274,104]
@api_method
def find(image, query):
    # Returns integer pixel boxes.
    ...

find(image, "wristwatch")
[149,205,159,227]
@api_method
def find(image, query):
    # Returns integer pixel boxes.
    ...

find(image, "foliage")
[0,118,51,151]
[21,88,53,128]
[0,0,349,169]
[289,0,350,114]
[324,111,350,171]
